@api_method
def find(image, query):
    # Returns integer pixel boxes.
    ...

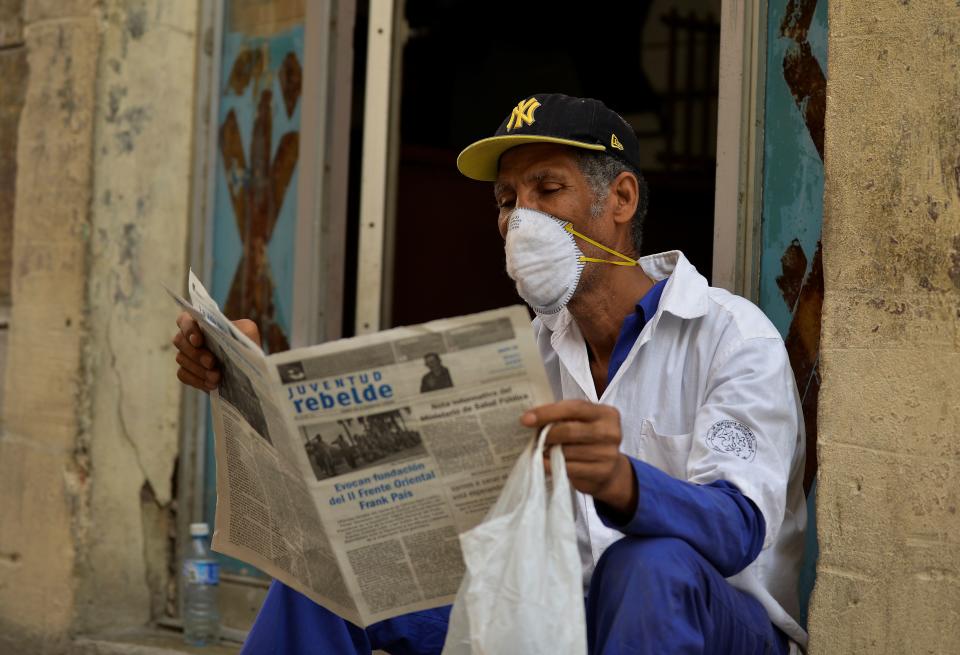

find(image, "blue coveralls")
[240,280,791,654]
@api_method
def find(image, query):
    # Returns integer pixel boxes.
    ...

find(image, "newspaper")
[170,271,554,627]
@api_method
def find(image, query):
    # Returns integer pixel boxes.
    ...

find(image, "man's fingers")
[563,460,615,492]
[174,310,228,393]
[542,421,602,446]
[177,367,217,392]
[540,443,613,471]
[521,399,616,428]
[172,330,216,369]
[557,443,609,463]
[175,311,198,337]
[176,311,205,348]
[233,318,260,344]
[541,416,622,447]
[175,351,207,379]
[541,452,610,484]
[176,352,220,384]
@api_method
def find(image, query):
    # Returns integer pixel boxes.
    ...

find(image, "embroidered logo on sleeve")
[706,420,757,462]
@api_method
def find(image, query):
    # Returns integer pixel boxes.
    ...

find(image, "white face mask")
[504,207,638,315]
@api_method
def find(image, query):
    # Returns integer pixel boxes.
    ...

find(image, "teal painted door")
[205,2,306,576]
[758,0,828,628]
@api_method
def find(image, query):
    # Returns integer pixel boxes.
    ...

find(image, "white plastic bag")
[442,426,587,655]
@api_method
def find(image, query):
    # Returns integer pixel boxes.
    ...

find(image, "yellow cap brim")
[456,135,607,181]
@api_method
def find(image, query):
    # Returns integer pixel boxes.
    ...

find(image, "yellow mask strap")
[564,224,638,267]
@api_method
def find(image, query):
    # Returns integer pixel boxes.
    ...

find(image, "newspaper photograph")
[170,271,554,627]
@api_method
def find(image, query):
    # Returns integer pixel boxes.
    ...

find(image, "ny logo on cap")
[506,97,541,131]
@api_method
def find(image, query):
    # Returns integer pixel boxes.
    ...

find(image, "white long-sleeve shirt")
[532,250,809,649]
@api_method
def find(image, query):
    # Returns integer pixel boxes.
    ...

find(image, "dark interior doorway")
[389,0,721,327]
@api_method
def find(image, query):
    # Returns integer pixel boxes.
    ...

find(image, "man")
[312,435,336,479]
[333,433,358,470]
[173,93,807,654]
[419,352,454,393]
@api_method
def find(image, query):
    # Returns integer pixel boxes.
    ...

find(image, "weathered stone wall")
[809,1,960,653]
[0,0,26,422]
[78,0,198,633]
[0,0,26,307]
[0,1,100,652]
[0,0,199,651]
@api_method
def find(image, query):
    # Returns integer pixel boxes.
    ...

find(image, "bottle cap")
[190,522,210,537]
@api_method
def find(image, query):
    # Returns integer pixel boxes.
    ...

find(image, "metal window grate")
[659,10,721,171]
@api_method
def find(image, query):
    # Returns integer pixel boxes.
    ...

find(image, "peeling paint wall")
[809,1,960,653]
[78,0,198,633]
[0,0,199,651]
[761,0,827,493]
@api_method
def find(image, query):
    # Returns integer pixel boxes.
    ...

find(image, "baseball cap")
[457,93,642,182]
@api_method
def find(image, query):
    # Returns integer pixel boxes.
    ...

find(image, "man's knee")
[589,536,706,601]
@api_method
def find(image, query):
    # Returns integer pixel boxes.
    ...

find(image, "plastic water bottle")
[182,522,221,646]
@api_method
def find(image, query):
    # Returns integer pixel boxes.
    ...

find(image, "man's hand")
[172,311,260,392]
[521,400,637,518]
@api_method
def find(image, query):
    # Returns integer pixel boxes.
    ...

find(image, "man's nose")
[498,188,542,240]
[516,188,541,211]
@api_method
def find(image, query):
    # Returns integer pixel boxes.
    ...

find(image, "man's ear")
[610,171,639,226]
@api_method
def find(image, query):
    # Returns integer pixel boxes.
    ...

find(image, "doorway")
[387,0,722,327]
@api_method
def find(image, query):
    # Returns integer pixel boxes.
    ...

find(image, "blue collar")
[606,277,669,385]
